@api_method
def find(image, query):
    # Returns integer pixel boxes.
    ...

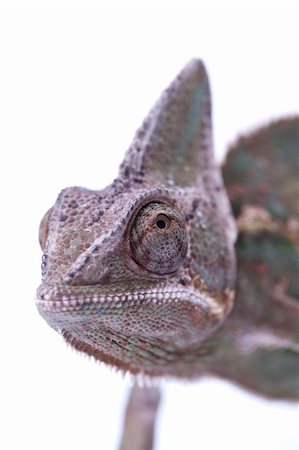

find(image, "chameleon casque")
[36,59,299,448]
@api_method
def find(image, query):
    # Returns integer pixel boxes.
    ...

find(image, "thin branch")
[119,384,161,450]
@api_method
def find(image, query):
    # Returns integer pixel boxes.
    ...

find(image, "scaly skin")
[213,117,299,400]
[36,60,298,398]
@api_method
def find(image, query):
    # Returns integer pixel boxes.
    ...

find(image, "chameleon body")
[36,60,299,399]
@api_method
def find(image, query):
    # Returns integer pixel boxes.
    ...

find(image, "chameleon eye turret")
[130,202,188,275]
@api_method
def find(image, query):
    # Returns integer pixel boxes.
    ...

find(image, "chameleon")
[36,59,299,449]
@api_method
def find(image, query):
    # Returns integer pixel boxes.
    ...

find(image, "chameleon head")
[36,59,237,376]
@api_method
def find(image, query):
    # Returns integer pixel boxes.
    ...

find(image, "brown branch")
[119,384,161,450]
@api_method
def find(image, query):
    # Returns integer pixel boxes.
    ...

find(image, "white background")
[1,1,299,449]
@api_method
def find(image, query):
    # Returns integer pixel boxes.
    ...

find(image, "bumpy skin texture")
[36,60,299,400]
[206,117,299,400]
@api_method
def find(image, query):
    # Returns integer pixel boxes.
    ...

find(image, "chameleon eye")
[130,202,187,275]
[39,208,53,251]
[155,214,171,230]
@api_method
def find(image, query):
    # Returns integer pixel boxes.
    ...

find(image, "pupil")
[156,219,166,229]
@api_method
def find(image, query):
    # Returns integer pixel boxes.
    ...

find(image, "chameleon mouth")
[36,281,233,374]
[37,278,230,375]
[36,281,225,316]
